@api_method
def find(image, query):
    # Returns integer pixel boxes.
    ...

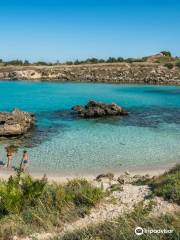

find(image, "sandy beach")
[0,161,177,182]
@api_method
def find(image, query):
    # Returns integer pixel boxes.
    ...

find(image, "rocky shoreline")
[0,62,180,85]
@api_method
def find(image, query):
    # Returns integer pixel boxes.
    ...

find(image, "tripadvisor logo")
[135,227,143,236]
[135,227,173,236]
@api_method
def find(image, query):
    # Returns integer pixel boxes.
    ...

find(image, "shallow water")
[0,81,180,173]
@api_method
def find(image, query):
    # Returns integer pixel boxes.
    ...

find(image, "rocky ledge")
[72,100,128,118]
[0,63,180,85]
[0,109,35,137]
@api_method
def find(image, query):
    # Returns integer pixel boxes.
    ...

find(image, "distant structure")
[146,51,172,63]
[146,53,164,63]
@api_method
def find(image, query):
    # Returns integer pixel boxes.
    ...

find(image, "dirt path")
[19,184,150,240]
[16,182,180,240]
[61,184,150,234]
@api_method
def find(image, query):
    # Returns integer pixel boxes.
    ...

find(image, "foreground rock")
[72,100,128,118]
[0,109,35,137]
[96,172,114,181]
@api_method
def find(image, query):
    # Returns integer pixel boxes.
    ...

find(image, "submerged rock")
[72,100,128,118]
[0,109,35,137]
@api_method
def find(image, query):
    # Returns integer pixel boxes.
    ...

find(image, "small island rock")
[72,100,128,118]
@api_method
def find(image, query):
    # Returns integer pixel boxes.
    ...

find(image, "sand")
[0,162,175,183]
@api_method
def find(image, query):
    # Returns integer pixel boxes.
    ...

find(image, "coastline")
[0,161,177,182]
[1,78,180,86]
[1,62,180,85]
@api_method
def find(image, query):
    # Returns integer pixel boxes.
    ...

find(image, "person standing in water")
[6,150,13,169]
[5,145,18,169]
[21,150,29,172]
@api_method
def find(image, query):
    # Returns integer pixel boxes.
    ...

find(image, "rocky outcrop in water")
[0,109,35,137]
[0,63,180,85]
[72,101,128,118]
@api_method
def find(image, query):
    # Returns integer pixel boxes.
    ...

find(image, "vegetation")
[155,56,173,63]
[3,60,27,66]
[0,57,143,66]
[0,165,179,239]
[0,173,104,239]
[35,61,52,66]
[59,202,180,240]
[0,51,178,66]
[151,164,180,205]
[164,63,174,69]
[133,164,180,205]
[175,61,180,68]
[161,51,172,57]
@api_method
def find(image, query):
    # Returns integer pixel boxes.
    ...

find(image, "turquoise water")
[0,81,180,173]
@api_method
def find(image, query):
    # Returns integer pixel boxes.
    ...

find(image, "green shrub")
[41,183,69,212]
[64,179,104,207]
[0,174,47,216]
[0,177,23,215]
[175,61,180,68]
[156,56,173,63]
[0,174,104,238]
[161,51,172,57]
[20,174,47,206]
[5,60,24,65]
[0,215,31,239]
[164,63,174,69]
[151,165,180,205]
[133,164,180,205]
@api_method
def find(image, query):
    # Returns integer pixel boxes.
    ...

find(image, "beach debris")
[72,100,128,118]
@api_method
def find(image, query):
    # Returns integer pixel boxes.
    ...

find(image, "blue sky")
[0,0,179,62]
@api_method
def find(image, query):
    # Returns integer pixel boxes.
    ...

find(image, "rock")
[108,183,123,192]
[125,170,130,175]
[132,174,152,185]
[133,174,142,179]
[0,109,35,137]
[117,173,133,184]
[145,174,150,178]
[72,105,84,113]
[72,101,128,118]
[96,172,114,181]
[117,177,125,185]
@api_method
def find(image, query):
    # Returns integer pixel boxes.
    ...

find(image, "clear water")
[0,81,180,173]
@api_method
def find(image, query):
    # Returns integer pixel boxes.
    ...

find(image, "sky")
[0,0,180,62]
